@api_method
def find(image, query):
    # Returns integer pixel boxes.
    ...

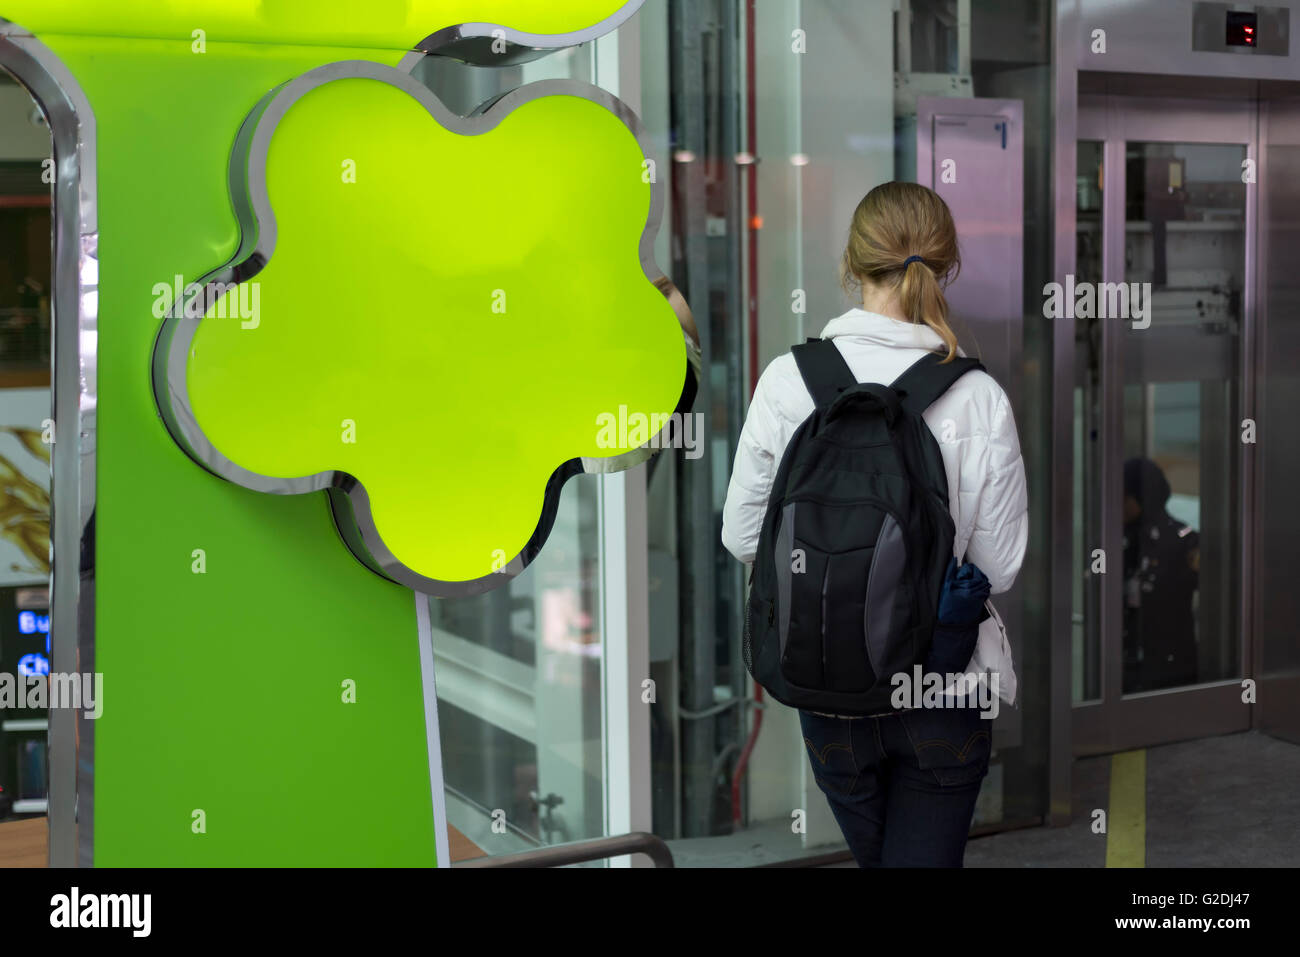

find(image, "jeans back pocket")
[897,706,991,787]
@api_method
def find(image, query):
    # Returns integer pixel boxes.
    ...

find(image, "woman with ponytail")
[721,182,1029,866]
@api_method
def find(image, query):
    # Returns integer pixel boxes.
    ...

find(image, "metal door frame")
[1071,93,1256,755]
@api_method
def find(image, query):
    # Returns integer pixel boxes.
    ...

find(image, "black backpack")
[742,338,983,716]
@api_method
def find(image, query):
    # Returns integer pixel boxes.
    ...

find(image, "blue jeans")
[798,705,991,867]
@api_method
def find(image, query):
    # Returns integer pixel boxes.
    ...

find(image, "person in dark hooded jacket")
[1122,457,1200,693]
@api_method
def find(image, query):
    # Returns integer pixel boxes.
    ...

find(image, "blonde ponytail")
[839,182,962,362]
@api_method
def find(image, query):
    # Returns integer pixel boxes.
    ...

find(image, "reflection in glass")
[1121,141,1243,693]
[428,477,604,850]
[1121,455,1199,692]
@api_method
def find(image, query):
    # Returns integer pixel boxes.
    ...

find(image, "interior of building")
[1,0,1298,869]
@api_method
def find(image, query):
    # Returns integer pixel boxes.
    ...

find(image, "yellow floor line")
[1106,748,1146,868]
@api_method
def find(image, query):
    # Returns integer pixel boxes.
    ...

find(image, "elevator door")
[1072,95,1254,754]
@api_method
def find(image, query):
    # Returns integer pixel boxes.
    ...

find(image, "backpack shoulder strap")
[892,352,984,415]
[791,338,857,409]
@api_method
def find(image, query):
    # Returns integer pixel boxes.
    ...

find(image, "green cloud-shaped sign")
[152,61,696,596]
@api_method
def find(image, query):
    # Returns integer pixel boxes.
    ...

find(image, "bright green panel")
[1,0,635,47]
[185,77,685,583]
[35,34,438,865]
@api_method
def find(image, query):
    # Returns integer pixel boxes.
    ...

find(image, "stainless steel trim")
[915,94,1027,754]
[401,0,648,69]
[1099,133,1126,717]
[0,19,98,867]
[915,94,1026,404]
[1072,680,1250,754]
[1081,90,1255,144]
[1075,0,1300,81]
[1049,0,1078,827]
[150,60,699,598]
[1250,91,1300,742]
[1241,109,1258,730]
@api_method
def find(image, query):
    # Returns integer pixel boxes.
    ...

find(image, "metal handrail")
[453,831,674,868]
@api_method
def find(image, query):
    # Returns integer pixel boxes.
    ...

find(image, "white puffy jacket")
[721,308,1029,704]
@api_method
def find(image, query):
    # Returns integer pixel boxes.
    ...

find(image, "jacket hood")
[1124,456,1172,521]
[819,307,955,354]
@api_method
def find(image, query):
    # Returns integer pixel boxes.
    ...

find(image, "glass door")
[1073,96,1254,754]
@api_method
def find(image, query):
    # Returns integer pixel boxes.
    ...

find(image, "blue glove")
[925,558,991,677]
[937,556,991,626]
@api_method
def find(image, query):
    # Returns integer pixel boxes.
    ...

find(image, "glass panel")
[654,0,749,851]
[1073,140,1103,705]
[656,0,1055,864]
[425,479,604,850]
[1120,141,1243,694]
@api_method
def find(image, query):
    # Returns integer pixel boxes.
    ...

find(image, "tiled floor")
[6,731,1294,867]
[964,730,1300,868]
